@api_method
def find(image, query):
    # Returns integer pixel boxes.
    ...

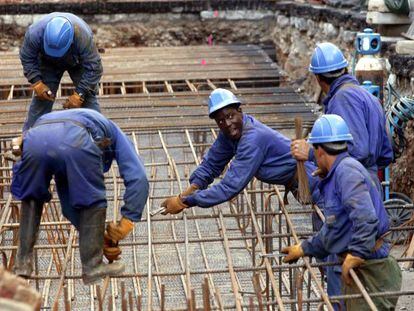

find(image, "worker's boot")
[14,199,43,278]
[79,207,125,285]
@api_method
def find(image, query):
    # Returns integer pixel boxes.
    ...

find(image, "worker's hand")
[32,81,55,101]
[290,139,310,161]
[181,184,199,196]
[281,244,304,263]
[106,217,134,242]
[103,232,122,262]
[161,196,188,215]
[63,92,84,109]
[11,135,23,156]
[341,253,365,285]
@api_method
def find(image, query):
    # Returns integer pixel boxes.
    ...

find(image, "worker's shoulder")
[335,156,369,181]
[242,116,286,147]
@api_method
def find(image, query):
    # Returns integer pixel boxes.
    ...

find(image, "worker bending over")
[283,114,401,311]
[12,12,103,155]
[12,109,149,285]
[161,88,320,214]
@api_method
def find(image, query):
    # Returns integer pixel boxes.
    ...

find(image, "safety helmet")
[208,88,240,118]
[308,114,353,144]
[43,16,74,58]
[309,42,348,74]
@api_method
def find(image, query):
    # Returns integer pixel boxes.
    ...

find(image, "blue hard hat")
[309,42,348,74]
[208,88,240,118]
[43,16,74,58]
[308,114,353,144]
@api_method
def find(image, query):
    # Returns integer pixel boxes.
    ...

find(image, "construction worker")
[290,42,393,306]
[11,109,149,285]
[291,42,393,193]
[12,12,103,155]
[161,88,320,214]
[283,115,401,311]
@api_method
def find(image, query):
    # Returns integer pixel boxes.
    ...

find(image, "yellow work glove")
[32,80,54,101]
[103,232,122,262]
[106,217,134,242]
[281,244,304,263]
[63,92,84,109]
[161,195,188,215]
[341,253,365,285]
[181,184,199,196]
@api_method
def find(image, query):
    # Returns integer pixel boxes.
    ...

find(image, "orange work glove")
[181,184,199,196]
[63,92,84,109]
[281,244,304,263]
[103,232,122,262]
[32,81,54,101]
[341,253,365,285]
[161,195,188,215]
[106,217,134,242]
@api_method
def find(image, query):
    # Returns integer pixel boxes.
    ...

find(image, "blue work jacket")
[185,114,319,208]
[34,109,148,221]
[309,74,393,175]
[20,12,102,96]
[301,153,390,260]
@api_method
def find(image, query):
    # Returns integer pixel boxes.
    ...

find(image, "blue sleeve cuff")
[189,176,208,190]
[182,194,197,207]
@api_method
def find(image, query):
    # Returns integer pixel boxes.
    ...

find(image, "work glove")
[63,92,84,109]
[181,184,199,196]
[11,135,23,156]
[161,195,188,215]
[103,232,122,262]
[281,244,304,263]
[290,139,310,161]
[32,81,54,101]
[341,253,365,285]
[106,217,134,242]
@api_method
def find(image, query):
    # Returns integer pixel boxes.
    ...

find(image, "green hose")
[384,0,410,14]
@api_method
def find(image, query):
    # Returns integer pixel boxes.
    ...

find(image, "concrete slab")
[367,12,411,24]
[396,40,414,54]
[368,0,390,13]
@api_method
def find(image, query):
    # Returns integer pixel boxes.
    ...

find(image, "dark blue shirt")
[309,74,393,175]
[20,12,103,96]
[301,153,389,260]
[36,109,149,221]
[185,114,319,208]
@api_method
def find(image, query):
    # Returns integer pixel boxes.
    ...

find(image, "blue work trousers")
[12,122,106,228]
[23,63,100,131]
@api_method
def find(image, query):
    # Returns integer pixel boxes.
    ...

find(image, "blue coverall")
[11,109,149,229]
[302,153,390,309]
[20,13,103,131]
[307,74,393,304]
[184,114,320,208]
[309,74,393,190]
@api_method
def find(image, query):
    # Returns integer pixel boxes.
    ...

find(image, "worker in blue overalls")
[12,12,103,155]
[283,114,401,310]
[11,109,149,285]
[290,42,393,307]
[160,88,320,214]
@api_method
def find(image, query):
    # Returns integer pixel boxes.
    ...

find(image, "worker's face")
[214,106,243,140]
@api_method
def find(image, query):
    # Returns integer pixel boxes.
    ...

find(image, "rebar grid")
[0,45,412,310]
[0,129,413,310]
